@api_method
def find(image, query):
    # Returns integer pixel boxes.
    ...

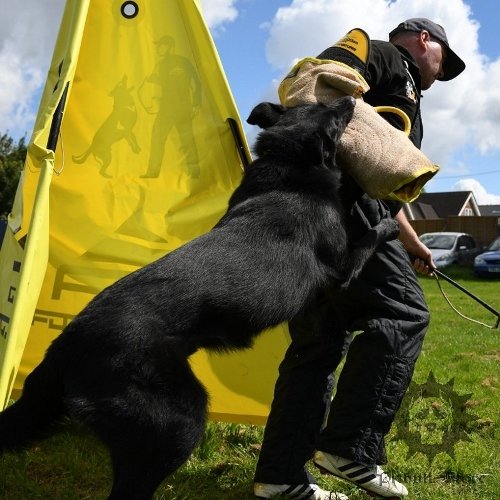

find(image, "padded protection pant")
[254,198,429,484]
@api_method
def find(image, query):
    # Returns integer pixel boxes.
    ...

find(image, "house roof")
[410,191,479,218]
[478,204,500,216]
[405,201,439,220]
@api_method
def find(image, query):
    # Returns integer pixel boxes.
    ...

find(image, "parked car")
[474,236,500,277]
[419,232,480,268]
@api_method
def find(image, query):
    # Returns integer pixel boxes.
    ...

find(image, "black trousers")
[254,199,429,484]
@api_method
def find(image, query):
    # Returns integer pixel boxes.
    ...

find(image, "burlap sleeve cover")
[278,58,438,202]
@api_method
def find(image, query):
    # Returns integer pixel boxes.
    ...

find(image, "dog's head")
[247,97,355,168]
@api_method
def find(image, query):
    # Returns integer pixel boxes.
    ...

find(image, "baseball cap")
[389,18,465,81]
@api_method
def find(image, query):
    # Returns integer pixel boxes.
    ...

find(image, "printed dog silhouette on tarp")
[72,76,140,177]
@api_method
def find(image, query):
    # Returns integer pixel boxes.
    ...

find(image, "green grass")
[0,266,498,499]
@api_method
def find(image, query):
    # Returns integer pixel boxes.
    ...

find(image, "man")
[253,18,465,499]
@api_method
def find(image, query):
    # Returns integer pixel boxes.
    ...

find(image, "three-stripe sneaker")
[313,451,408,498]
[254,482,348,499]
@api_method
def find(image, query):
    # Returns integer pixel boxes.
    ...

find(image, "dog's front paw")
[379,218,400,240]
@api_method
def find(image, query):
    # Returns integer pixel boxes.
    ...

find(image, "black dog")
[0,97,399,499]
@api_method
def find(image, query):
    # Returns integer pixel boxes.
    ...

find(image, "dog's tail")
[72,148,91,164]
[0,352,65,451]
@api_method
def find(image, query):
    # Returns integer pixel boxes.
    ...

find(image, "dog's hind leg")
[78,356,209,500]
[106,386,208,498]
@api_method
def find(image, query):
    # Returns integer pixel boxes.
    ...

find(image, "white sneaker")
[254,482,348,499]
[313,451,408,498]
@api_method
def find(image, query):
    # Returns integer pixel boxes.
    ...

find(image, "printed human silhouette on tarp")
[72,75,140,177]
[139,35,202,178]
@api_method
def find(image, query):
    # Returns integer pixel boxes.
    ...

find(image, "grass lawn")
[0,266,498,499]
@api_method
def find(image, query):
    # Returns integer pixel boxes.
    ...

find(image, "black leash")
[432,268,500,329]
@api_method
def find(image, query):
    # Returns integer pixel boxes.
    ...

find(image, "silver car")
[419,232,480,268]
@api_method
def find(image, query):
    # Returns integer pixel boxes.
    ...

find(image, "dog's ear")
[247,102,286,129]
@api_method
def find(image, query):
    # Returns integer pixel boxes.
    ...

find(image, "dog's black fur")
[0,97,399,499]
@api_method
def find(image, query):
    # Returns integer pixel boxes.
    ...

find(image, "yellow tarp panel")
[2,0,290,423]
[0,226,25,408]
[0,0,89,409]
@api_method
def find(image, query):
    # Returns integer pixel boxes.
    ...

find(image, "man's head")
[389,18,465,90]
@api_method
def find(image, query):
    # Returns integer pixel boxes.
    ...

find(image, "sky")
[1,0,499,204]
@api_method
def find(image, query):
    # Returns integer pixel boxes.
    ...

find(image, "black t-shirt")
[317,40,422,147]
[364,41,422,148]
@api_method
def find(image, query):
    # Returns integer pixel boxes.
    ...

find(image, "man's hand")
[408,240,435,275]
[394,211,435,275]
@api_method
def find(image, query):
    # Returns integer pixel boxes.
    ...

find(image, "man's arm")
[394,210,435,274]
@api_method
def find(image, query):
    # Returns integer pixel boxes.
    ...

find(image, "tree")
[0,133,26,218]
